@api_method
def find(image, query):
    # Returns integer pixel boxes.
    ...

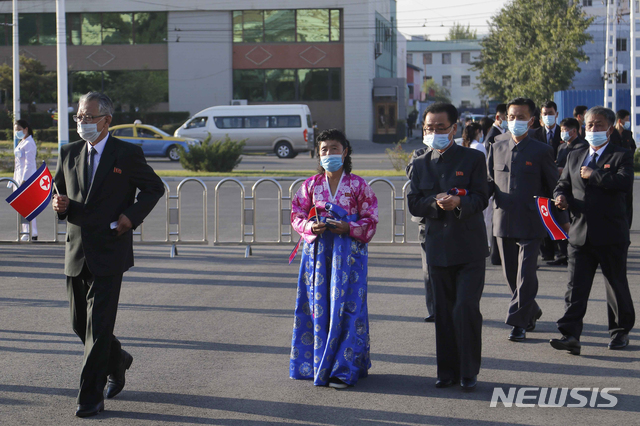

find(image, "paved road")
[1,175,640,424]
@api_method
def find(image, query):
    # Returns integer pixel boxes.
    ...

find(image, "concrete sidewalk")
[0,239,639,425]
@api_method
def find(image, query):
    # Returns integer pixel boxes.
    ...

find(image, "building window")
[618,70,628,84]
[0,15,12,46]
[460,100,471,108]
[442,75,451,88]
[423,53,432,64]
[408,85,414,97]
[424,76,432,80]
[19,13,56,45]
[582,0,592,6]
[65,12,167,45]
[617,38,627,52]
[461,75,470,86]
[461,52,471,64]
[234,9,341,43]
[407,53,413,64]
[233,68,341,102]
[442,53,451,64]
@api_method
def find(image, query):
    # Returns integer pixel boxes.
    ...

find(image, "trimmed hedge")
[179,134,245,172]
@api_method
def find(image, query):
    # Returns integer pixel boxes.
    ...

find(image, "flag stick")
[53,182,60,196]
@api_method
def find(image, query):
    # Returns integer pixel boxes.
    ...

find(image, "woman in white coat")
[12,119,38,240]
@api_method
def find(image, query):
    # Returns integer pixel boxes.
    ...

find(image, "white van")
[175,104,314,158]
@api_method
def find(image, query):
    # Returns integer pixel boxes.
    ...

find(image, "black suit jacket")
[487,133,559,239]
[556,136,588,169]
[532,125,562,157]
[407,142,489,267]
[554,143,633,246]
[54,134,164,277]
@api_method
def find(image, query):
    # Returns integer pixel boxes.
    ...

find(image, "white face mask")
[77,117,106,143]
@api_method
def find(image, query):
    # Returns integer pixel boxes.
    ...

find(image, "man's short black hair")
[540,100,557,112]
[616,109,630,121]
[559,117,580,132]
[573,105,588,118]
[423,102,458,126]
[496,103,507,114]
[507,98,536,116]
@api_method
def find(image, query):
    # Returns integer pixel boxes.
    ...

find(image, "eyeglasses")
[72,114,107,123]
[423,123,454,134]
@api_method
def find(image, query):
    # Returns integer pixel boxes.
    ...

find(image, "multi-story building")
[406,39,482,110]
[0,0,406,141]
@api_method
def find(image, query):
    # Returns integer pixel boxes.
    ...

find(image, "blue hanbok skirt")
[289,230,371,386]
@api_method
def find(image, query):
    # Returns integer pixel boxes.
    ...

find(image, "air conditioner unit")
[231,99,248,105]
[375,42,383,58]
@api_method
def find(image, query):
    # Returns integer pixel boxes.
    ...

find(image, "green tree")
[106,70,168,112]
[472,0,593,105]
[421,78,451,103]
[446,23,477,40]
[0,56,56,111]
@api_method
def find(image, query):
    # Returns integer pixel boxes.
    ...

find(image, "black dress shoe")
[608,333,629,350]
[435,378,457,388]
[541,255,555,261]
[424,314,435,323]
[546,257,568,266]
[75,400,104,418]
[106,350,133,399]
[549,335,581,355]
[508,326,526,342]
[460,376,477,392]
[526,309,543,332]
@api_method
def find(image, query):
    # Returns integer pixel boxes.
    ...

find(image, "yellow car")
[109,123,200,161]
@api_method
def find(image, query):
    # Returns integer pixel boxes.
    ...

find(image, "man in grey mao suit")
[487,98,560,342]
[52,92,164,417]
[408,103,489,391]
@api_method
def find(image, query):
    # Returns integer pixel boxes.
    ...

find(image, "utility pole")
[603,0,618,110]
[56,0,69,151]
[12,0,19,148]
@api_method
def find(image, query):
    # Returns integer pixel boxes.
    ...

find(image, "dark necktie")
[587,152,598,170]
[86,147,96,193]
[548,129,553,144]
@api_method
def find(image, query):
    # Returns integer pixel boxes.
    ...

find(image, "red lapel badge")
[113,167,122,174]
[604,164,611,169]
[526,161,533,166]
[456,171,464,176]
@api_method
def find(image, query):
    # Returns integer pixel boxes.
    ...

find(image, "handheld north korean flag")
[5,161,53,221]
[535,196,568,241]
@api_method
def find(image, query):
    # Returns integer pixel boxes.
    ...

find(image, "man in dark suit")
[408,103,489,392]
[532,101,563,261]
[485,103,509,151]
[487,98,560,342]
[547,118,588,267]
[550,106,635,355]
[574,105,588,139]
[406,145,436,323]
[52,92,164,417]
[612,109,635,227]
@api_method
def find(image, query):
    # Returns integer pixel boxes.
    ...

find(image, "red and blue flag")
[535,196,568,241]
[5,161,53,221]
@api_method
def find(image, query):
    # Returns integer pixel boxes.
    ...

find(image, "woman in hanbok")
[290,129,378,389]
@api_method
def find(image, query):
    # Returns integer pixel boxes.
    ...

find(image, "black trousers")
[67,263,125,404]
[557,240,636,340]
[496,237,541,328]
[429,259,485,380]
[419,226,435,316]
[540,235,555,259]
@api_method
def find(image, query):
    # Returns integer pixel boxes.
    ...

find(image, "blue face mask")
[499,119,509,130]
[320,154,344,172]
[542,115,556,127]
[623,121,631,130]
[560,131,571,142]
[15,130,24,140]
[585,130,609,147]
[423,131,452,150]
[507,119,530,137]
[479,134,484,144]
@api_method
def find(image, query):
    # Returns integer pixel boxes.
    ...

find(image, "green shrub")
[634,149,640,172]
[179,134,245,172]
[0,151,14,173]
[385,137,411,171]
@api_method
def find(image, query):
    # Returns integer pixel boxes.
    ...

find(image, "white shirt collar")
[589,142,609,158]
[87,132,109,155]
